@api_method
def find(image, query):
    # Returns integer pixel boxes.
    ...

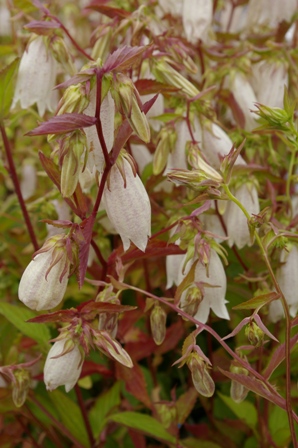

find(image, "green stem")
[223,183,297,446]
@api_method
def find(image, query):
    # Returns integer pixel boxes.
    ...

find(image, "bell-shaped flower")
[85,89,115,173]
[103,157,151,252]
[227,73,258,131]
[250,60,288,109]
[130,144,152,174]
[0,1,11,36]
[269,245,298,322]
[158,0,183,16]
[18,236,71,311]
[12,36,57,117]
[44,339,83,392]
[180,250,229,324]
[202,122,246,170]
[166,253,185,289]
[20,162,37,200]
[223,183,260,249]
[182,0,213,44]
[246,0,297,32]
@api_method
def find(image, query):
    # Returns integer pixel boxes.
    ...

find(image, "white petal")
[130,144,153,174]
[250,61,288,109]
[18,251,69,311]
[166,253,185,289]
[103,159,151,252]
[20,163,37,200]
[182,0,213,43]
[229,74,258,131]
[224,184,260,249]
[85,90,115,172]
[12,37,57,117]
[44,340,82,392]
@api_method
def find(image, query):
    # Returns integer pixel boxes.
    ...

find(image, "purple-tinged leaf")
[218,368,293,415]
[27,309,78,324]
[253,314,279,343]
[142,94,158,114]
[233,291,280,311]
[55,70,96,89]
[110,119,132,163]
[24,20,60,35]
[134,79,179,95]
[103,45,148,73]
[85,2,131,19]
[80,301,136,315]
[27,113,97,136]
[41,219,74,228]
[190,200,212,217]
[222,317,250,341]
[263,333,298,379]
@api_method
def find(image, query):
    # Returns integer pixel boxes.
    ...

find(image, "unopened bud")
[153,127,176,175]
[150,304,167,345]
[245,322,264,347]
[12,369,30,407]
[57,84,89,115]
[112,74,150,143]
[187,353,215,397]
[51,36,75,75]
[155,403,177,428]
[152,59,199,98]
[61,131,86,197]
[181,285,202,317]
[253,103,292,131]
[187,142,223,182]
[230,363,249,404]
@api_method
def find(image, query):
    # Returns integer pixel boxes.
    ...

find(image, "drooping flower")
[223,183,260,249]
[246,0,297,32]
[44,339,83,392]
[85,89,115,173]
[269,245,298,322]
[180,250,229,324]
[182,0,213,44]
[20,162,37,200]
[250,60,288,109]
[12,36,58,117]
[18,235,71,311]
[227,73,258,131]
[103,156,151,252]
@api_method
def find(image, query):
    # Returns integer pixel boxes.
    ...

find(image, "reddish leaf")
[85,2,131,19]
[175,387,197,425]
[218,368,289,412]
[125,337,157,361]
[55,69,96,90]
[24,20,60,34]
[263,333,298,379]
[134,79,180,95]
[156,320,185,355]
[27,113,97,136]
[78,214,96,288]
[80,301,136,315]
[128,429,146,448]
[81,360,113,378]
[116,362,152,408]
[103,45,148,73]
[228,92,246,129]
[27,309,78,324]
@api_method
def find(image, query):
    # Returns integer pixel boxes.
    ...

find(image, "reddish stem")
[0,124,39,251]
[75,384,95,447]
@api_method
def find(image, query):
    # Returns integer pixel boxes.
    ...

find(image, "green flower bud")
[150,304,167,345]
[187,353,215,397]
[12,369,30,407]
[245,322,264,347]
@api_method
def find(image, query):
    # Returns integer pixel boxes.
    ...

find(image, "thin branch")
[75,384,95,448]
[0,124,39,251]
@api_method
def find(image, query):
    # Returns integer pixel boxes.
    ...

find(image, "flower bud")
[187,353,215,397]
[153,127,176,175]
[152,59,199,98]
[18,235,71,311]
[187,142,223,182]
[155,403,177,429]
[12,369,31,407]
[60,131,86,197]
[180,285,202,317]
[150,304,167,345]
[230,363,249,404]
[44,339,84,392]
[57,84,89,115]
[245,321,264,347]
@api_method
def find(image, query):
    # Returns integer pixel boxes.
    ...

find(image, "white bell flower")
[246,0,297,32]
[182,0,213,43]
[85,90,115,173]
[180,250,229,324]
[12,36,58,117]
[227,73,258,131]
[224,183,260,249]
[269,245,298,322]
[103,158,151,252]
[250,61,288,109]
[18,241,70,311]
[44,340,83,392]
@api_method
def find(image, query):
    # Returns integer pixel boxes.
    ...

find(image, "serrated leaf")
[108,412,176,445]
[217,392,257,429]
[233,291,279,310]
[49,389,89,447]
[103,46,148,73]
[89,382,121,437]
[0,302,50,350]
[0,58,19,120]
[27,113,97,136]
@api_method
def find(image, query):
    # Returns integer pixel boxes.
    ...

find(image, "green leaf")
[217,393,257,429]
[269,407,290,447]
[89,382,121,438]
[108,411,176,445]
[0,58,19,120]
[182,438,222,448]
[233,291,279,310]
[49,389,89,447]
[0,302,50,350]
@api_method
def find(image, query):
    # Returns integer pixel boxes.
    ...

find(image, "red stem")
[0,124,39,251]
